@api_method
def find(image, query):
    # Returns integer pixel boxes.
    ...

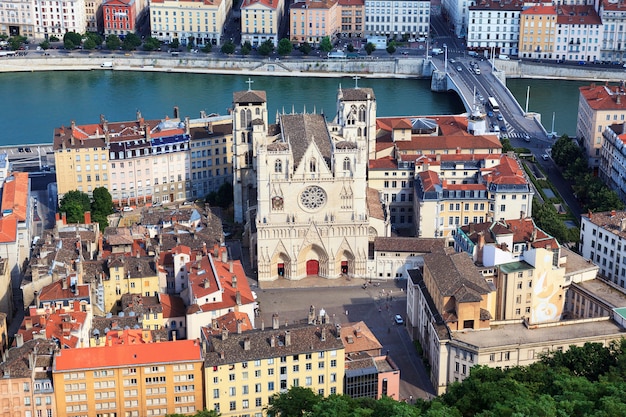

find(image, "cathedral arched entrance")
[298,244,328,278]
[336,250,355,276]
[271,252,291,280]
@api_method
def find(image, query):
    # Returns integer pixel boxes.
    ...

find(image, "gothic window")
[357,127,362,137]
[343,157,351,171]
[348,105,358,125]
[240,109,246,128]
[310,158,317,173]
[241,132,246,143]
[245,151,254,166]
[359,105,366,122]
[246,109,252,124]
[275,159,282,173]
[256,108,260,115]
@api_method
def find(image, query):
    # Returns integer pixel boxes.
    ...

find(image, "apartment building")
[240,0,285,46]
[33,0,87,39]
[85,0,104,33]
[554,5,601,63]
[364,0,430,39]
[579,210,626,287]
[518,5,556,60]
[414,154,532,239]
[290,0,340,45]
[150,0,232,46]
[576,83,626,170]
[0,0,35,39]
[599,0,626,64]
[600,123,626,202]
[202,318,345,416]
[0,339,58,417]
[188,114,233,200]
[53,112,191,205]
[337,0,364,40]
[466,0,522,56]
[52,339,204,417]
[369,237,444,280]
[102,0,138,37]
[103,256,160,313]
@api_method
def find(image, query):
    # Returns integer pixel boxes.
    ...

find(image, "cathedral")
[232,85,390,282]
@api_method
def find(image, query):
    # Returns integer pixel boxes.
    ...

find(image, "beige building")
[338,0,364,41]
[85,0,104,33]
[104,256,160,313]
[232,86,390,282]
[0,0,35,39]
[240,0,285,46]
[290,0,340,46]
[52,339,204,417]
[150,0,232,46]
[519,5,557,60]
[577,83,626,170]
[188,114,234,199]
[202,318,345,416]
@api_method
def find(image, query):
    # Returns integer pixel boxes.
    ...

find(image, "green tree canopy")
[386,42,396,54]
[221,40,236,54]
[277,38,293,56]
[265,386,321,417]
[122,33,142,51]
[58,190,91,224]
[63,31,82,49]
[83,38,97,50]
[319,36,333,53]
[171,38,180,50]
[364,42,376,55]
[39,40,51,50]
[298,42,312,55]
[143,37,161,51]
[201,43,213,53]
[241,41,252,55]
[106,35,121,50]
[258,39,275,56]
[205,182,233,208]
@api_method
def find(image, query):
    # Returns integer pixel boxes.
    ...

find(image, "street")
[253,280,436,401]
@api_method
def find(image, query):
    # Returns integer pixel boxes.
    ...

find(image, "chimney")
[236,291,241,306]
[15,333,23,347]
[62,213,67,225]
[270,335,276,347]
[229,261,234,273]
[272,314,279,330]
[62,277,68,290]
[620,218,626,232]
[34,290,40,308]
[211,319,218,329]
[221,248,228,264]
[285,330,291,346]
[219,351,225,359]
[213,244,219,258]
[84,211,91,224]
[232,275,237,288]
[25,317,33,330]
[55,213,62,229]
[243,337,251,350]
[355,326,362,338]
[221,327,228,340]
[612,210,617,217]
[321,327,326,341]
[236,320,242,334]
[335,324,341,339]
[261,320,265,331]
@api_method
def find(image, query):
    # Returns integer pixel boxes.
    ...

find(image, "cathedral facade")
[232,86,390,282]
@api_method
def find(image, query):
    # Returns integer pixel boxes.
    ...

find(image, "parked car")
[122,206,133,212]
[394,314,404,325]
[542,154,549,160]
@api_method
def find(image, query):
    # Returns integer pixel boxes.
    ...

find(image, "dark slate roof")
[336,141,357,149]
[374,237,445,253]
[340,87,375,101]
[424,247,491,302]
[233,90,267,104]
[0,339,57,378]
[280,113,332,170]
[205,323,344,366]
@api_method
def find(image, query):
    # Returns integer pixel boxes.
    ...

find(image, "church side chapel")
[232,81,390,282]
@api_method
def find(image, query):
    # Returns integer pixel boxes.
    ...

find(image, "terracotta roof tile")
[1,172,29,221]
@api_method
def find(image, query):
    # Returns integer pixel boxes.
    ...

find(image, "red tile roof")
[38,276,90,302]
[241,0,281,10]
[53,339,203,371]
[394,135,501,152]
[104,329,153,346]
[483,155,528,185]
[368,156,397,169]
[0,216,17,243]
[556,5,601,25]
[521,5,556,15]
[418,171,440,192]
[201,311,253,337]
[580,83,626,111]
[1,172,29,221]
[18,310,88,348]
[159,294,187,318]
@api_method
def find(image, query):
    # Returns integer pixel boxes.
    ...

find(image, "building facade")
[290,0,339,46]
[52,340,204,417]
[149,0,232,46]
[580,210,626,287]
[33,0,87,39]
[466,0,522,57]
[102,0,137,37]
[554,5,601,64]
[364,0,430,39]
[240,0,284,46]
[337,0,364,41]
[0,0,35,39]
[518,5,556,60]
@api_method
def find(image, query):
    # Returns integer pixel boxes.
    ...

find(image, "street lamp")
[444,44,448,73]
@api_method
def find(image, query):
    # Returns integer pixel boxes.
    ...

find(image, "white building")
[33,0,87,39]
[580,210,626,288]
[599,0,626,64]
[232,86,391,282]
[364,0,430,40]
[554,5,602,63]
[600,124,626,204]
[466,0,522,56]
[240,0,284,46]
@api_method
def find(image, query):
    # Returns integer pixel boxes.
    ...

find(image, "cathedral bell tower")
[335,83,377,160]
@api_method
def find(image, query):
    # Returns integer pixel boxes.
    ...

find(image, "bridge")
[427,54,550,147]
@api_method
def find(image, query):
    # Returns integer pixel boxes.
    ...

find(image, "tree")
[171,38,180,50]
[83,38,97,50]
[143,37,161,51]
[258,39,275,56]
[319,36,333,53]
[500,137,514,153]
[91,187,114,218]
[63,31,82,49]
[346,44,355,53]
[58,190,91,224]
[265,386,321,417]
[532,200,571,244]
[205,182,233,208]
[83,32,102,47]
[386,41,396,55]
[241,41,252,55]
[122,33,142,51]
[106,35,121,50]
[541,342,618,382]
[49,35,60,42]
[9,36,26,51]
[201,43,213,53]
[364,42,376,55]
[221,40,236,54]
[277,38,293,56]
[166,410,221,417]
[39,40,51,50]
[187,36,196,48]
[298,42,312,55]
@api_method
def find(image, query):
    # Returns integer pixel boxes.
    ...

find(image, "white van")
[101,62,113,68]
[468,51,479,57]
[431,48,443,55]
[498,54,510,60]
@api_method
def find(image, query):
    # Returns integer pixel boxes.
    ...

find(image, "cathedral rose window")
[300,186,327,210]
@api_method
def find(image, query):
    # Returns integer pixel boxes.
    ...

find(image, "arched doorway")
[306,260,320,276]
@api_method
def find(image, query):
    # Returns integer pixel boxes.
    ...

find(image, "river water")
[0,70,583,145]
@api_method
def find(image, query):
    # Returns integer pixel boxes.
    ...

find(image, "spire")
[353,75,360,89]
[245,77,254,91]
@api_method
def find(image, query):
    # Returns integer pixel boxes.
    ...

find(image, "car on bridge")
[497,114,503,121]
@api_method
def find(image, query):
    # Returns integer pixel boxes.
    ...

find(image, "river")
[0,70,584,145]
